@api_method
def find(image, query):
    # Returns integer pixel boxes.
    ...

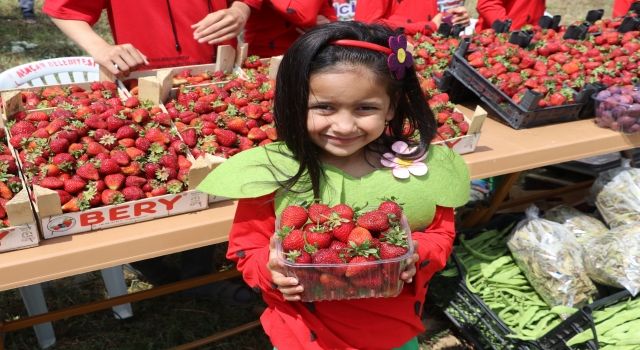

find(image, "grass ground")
[0,0,616,349]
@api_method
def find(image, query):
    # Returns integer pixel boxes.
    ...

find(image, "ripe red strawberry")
[225,118,248,134]
[64,178,87,195]
[345,255,377,278]
[56,190,74,207]
[379,241,408,259]
[319,273,348,288]
[237,136,253,151]
[134,137,151,151]
[144,163,160,179]
[45,118,68,135]
[332,221,356,243]
[101,189,124,205]
[305,225,332,249]
[284,249,311,264]
[280,205,308,229]
[329,240,349,252]
[278,227,305,252]
[263,126,277,141]
[131,109,150,124]
[99,158,121,175]
[125,175,147,187]
[377,199,402,221]
[177,155,191,170]
[49,138,70,154]
[110,150,130,166]
[86,142,107,156]
[159,154,178,169]
[121,161,142,176]
[124,96,140,108]
[357,210,390,232]
[331,204,354,220]
[247,127,267,141]
[10,121,37,136]
[76,163,99,180]
[115,125,137,140]
[104,173,125,190]
[181,128,197,147]
[125,147,145,160]
[122,186,145,201]
[312,249,344,265]
[39,177,64,189]
[213,128,237,147]
[145,128,169,144]
[347,227,373,246]
[350,273,383,288]
[308,203,332,224]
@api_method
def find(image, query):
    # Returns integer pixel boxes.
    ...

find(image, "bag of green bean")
[507,206,598,308]
[583,224,640,296]
[592,167,640,228]
[543,204,608,243]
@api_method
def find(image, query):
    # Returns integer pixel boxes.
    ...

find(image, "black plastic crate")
[443,39,585,129]
[442,253,601,350]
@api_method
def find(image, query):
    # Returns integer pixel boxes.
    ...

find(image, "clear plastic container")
[593,86,640,133]
[275,216,414,302]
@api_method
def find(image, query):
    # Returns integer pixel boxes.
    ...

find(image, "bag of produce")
[592,167,640,228]
[543,204,608,242]
[583,224,640,296]
[507,206,597,308]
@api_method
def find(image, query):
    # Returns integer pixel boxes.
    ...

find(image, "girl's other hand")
[400,240,419,283]
[267,235,304,301]
[447,6,470,27]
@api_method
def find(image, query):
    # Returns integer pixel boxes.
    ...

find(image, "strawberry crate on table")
[235,43,283,82]
[0,128,39,252]
[275,201,414,302]
[5,97,209,239]
[120,45,237,105]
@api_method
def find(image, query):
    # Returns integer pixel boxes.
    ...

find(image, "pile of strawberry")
[0,129,23,228]
[126,69,235,96]
[166,70,277,159]
[465,19,640,108]
[276,199,411,300]
[409,32,460,81]
[19,81,119,110]
[7,94,192,212]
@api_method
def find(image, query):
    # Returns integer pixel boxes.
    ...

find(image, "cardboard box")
[432,104,487,155]
[33,156,211,239]
[123,45,237,104]
[0,188,40,252]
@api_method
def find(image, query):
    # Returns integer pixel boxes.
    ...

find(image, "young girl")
[198,21,469,350]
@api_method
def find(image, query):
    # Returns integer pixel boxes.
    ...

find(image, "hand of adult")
[192,2,250,45]
[431,12,444,29]
[400,240,420,283]
[267,235,303,301]
[92,42,148,76]
[447,6,470,27]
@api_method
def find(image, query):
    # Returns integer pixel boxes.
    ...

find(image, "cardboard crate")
[432,104,487,155]
[33,155,211,239]
[122,45,237,105]
[0,188,40,252]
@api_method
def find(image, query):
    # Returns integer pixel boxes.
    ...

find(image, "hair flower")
[387,35,414,80]
[381,141,428,179]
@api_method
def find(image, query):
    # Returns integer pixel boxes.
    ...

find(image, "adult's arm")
[192,1,251,45]
[476,0,508,29]
[48,18,147,75]
[242,0,328,27]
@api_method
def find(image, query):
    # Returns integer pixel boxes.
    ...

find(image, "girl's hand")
[267,235,304,301]
[400,240,420,283]
[447,6,470,27]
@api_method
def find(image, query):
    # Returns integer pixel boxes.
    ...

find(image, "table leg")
[100,266,133,319]
[462,172,521,228]
[17,284,56,349]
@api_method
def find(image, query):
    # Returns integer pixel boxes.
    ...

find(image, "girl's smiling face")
[306,64,394,167]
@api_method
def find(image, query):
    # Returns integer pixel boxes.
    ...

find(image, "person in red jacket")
[476,0,546,31]
[354,0,470,35]
[43,0,249,74]
[239,0,336,58]
[613,0,640,17]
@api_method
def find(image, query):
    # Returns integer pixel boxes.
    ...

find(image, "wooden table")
[1,117,639,348]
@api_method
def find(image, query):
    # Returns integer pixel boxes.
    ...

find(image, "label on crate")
[0,224,40,253]
[41,190,208,239]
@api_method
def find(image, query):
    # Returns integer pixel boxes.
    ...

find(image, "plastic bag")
[583,224,640,296]
[507,206,597,308]
[592,167,640,228]
[543,204,608,242]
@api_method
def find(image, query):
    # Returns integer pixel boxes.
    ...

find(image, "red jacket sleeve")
[476,0,508,30]
[613,0,636,17]
[43,0,106,26]
[413,206,456,280]
[226,194,277,292]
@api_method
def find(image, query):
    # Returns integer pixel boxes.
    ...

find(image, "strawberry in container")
[275,201,415,301]
[6,96,193,213]
[0,129,24,228]
[8,81,119,111]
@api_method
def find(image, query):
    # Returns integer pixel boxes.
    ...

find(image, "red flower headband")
[331,35,414,79]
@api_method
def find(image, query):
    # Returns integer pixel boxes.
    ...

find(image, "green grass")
[0,0,112,72]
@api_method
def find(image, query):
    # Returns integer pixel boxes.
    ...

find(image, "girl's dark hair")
[273,21,436,197]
